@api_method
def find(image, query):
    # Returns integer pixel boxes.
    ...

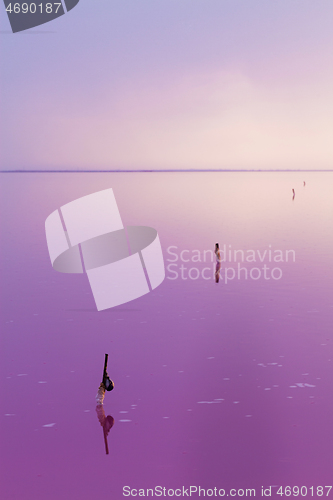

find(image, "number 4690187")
[6,3,62,14]
[277,486,332,497]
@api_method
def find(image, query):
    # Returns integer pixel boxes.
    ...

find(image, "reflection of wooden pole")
[103,353,108,385]
[103,426,109,455]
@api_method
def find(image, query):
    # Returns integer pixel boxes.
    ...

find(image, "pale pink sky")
[1,0,333,170]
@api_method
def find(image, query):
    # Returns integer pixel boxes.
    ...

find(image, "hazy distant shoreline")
[1,169,332,173]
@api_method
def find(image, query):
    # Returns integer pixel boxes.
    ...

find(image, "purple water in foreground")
[1,172,332,499]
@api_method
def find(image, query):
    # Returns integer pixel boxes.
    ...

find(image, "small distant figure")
[303,181,306,186]
[292,189,295,200]
[215,243,221,283]
[215,243,221,262]
[96,353,114,405]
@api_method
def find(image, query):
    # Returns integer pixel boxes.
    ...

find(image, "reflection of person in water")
[96,405,114,455]
[96,354,115,454]
[215,243,221,283]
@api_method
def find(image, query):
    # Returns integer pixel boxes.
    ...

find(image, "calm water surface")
[1,172,332,499]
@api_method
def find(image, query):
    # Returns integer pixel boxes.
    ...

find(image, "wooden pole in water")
[103,353,108,386]
[103,426,109,455]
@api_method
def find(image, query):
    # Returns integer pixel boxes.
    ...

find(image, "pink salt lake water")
[1,172,332,499]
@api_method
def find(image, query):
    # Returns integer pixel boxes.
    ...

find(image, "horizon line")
[1,169,333,173]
